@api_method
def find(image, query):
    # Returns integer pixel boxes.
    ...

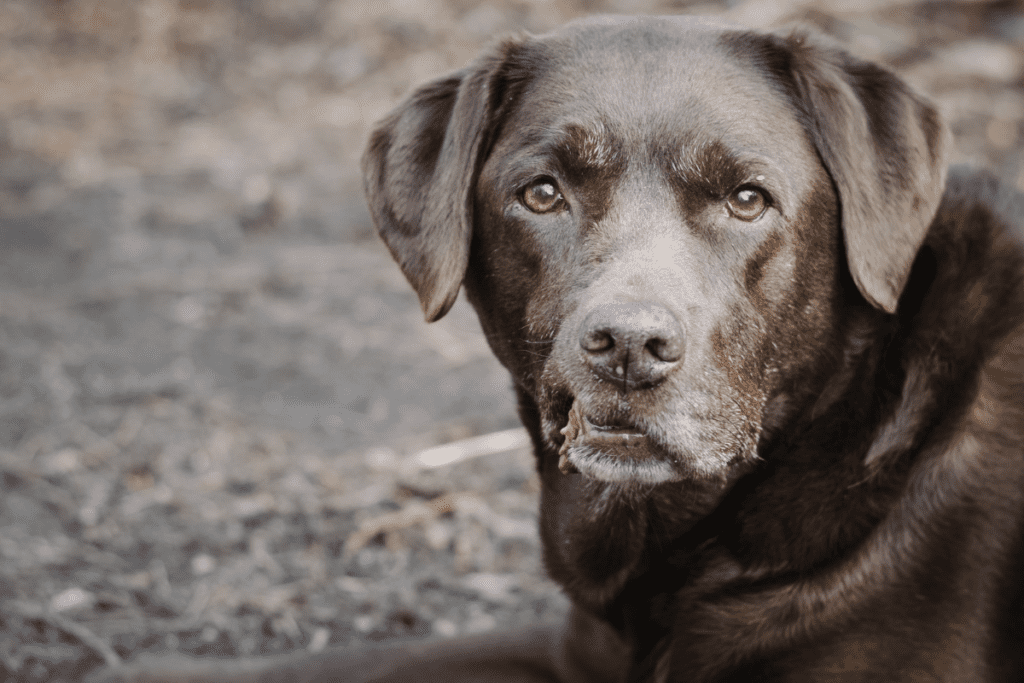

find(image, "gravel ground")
[0,1,1021,681]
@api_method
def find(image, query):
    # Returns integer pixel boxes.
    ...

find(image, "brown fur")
[363,16,1024,682]
[92,15,1024,683]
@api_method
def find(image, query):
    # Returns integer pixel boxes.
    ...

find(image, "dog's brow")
[663,140,749,196]
[552,123,621,172]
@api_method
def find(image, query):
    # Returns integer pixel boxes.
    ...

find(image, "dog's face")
[365,15,947,493]
[469,22,845,485]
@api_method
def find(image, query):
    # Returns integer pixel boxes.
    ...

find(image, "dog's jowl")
[97,14,1024,683]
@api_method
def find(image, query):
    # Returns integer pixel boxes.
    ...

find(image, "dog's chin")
[557,400,686,485]
[564,440,682,484]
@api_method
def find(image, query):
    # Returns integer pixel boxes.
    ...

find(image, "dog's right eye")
[726,185,770,221]
[521,179,564,213]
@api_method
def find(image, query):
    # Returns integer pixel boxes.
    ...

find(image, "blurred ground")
[0,0,1021,681]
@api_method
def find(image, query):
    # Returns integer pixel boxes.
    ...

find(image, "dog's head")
[363,16,949,487]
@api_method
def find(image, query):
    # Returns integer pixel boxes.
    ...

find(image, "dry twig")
[405,428,530,470]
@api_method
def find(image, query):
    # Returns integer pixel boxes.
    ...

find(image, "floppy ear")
[777,31,951,313]
[362,40,523,322]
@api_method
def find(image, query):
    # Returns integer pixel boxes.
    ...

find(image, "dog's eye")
[522,179,563,213]
[727,186,769,221]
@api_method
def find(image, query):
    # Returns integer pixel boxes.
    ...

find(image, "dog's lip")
[558,401,679,484]
[559,406,647,445]
[586,416,644,438]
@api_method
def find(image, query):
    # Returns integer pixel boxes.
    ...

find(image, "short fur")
[362,16,1024,682]
[93,15,1024,683]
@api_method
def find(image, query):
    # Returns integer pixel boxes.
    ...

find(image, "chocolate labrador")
[96,14,1024,683]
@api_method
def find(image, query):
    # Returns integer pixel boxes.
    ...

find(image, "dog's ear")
[775,31,951,313]
[362,40,524,322]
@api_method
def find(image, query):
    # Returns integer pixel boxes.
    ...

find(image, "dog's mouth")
[558,399,680,484]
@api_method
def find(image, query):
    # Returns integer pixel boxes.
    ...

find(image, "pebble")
[307,627,330,653]
[190,553,217,576]
[50,587,95,613]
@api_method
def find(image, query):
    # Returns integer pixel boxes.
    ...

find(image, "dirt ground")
[0,0,1021,681]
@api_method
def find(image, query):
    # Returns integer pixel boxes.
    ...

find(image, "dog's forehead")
[507,18,807,162]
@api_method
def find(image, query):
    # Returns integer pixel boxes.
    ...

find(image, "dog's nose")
[578,301,684,389]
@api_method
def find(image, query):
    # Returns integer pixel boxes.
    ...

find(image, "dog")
[94,14,1024,683]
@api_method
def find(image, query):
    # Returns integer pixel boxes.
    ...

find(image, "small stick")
[406,428,530,470]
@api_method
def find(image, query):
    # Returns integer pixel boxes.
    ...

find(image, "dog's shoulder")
[923,167,1024,374]
[934,167,1024,261]
[927,167,1024,460]
[865,165,1024,483]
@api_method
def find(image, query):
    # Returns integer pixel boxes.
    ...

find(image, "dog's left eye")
[521,179,564,213]
[727,186,770,221]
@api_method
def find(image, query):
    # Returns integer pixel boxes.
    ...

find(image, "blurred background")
[0,0,1020,681]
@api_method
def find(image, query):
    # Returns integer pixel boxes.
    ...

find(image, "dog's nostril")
[646,336,683,363]
[581,329,615,353]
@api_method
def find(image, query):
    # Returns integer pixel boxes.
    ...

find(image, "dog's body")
[361,15,1024,681]
[98,15,1024,683]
